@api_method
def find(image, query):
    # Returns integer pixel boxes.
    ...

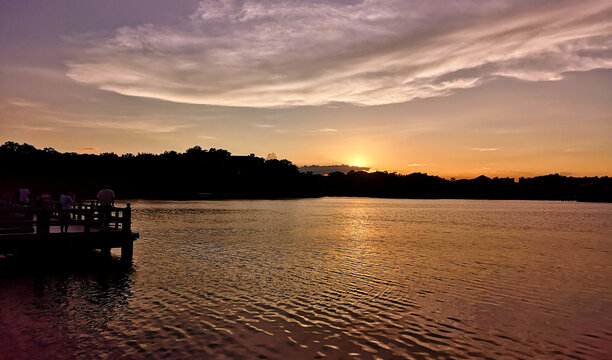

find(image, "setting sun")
[349,156,368,168]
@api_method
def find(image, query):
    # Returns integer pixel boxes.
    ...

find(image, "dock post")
[25,207,34,233]
[120,204,134,263]
[36,208,51,235]
[84,205,91,232]
[121,240,133,263]
[123,203,132,232]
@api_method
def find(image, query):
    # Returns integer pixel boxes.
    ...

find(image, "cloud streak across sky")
[65,0,612,108]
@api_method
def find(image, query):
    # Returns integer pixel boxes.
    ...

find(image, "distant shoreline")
[118,195,611,203]
[2,141,611,203]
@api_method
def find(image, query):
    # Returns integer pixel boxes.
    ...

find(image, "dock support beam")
[121,240,133,263]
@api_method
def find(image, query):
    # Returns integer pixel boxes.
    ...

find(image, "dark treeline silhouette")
[1,142,610,202]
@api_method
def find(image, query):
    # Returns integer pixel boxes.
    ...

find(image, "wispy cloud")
[80,146,99,152]
[5,98,43,108]
[309,128,338,134]
[299,164,370,174]
[253,123,287,133]
[3,104,193,134]
[7,123,57,132]
[65,0,612,108]
[52,117,190,134]
[472,147,499,152]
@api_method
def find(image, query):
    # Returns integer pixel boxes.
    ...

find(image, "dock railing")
[0,201,138,263]
[0,201,132,234]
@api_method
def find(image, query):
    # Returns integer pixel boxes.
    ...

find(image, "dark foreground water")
[1,198,611,359]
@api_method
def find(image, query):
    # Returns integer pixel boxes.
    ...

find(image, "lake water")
[1,198,611,359]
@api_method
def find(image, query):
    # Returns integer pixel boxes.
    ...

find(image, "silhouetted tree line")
[1,142,610,202]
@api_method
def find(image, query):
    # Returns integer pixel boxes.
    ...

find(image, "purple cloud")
[65,0,612,107]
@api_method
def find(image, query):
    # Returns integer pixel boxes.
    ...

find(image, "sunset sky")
[1,0,611,178]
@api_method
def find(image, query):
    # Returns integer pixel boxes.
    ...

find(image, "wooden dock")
[0,202,139,263]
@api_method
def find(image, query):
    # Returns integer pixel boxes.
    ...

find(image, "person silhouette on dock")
[18,187,30,205]
[59,190,74,233]
[96,187,115,231]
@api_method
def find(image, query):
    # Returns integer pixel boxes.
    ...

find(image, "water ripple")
[1,199,611,359]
